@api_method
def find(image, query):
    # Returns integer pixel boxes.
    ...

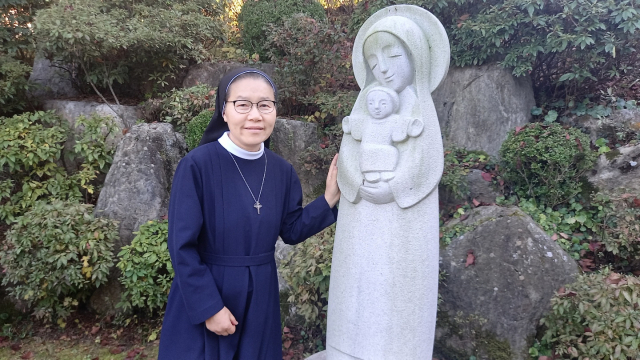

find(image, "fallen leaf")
[575,137,583,151]
[122,128,129,135]
[565,133,570,140]
[459,14,470,21]
[472,198,481,207]
[588,242,602,252]
[481,172,492,181]
[465,250,475,267]
[515,126,524,134]
[606,272,623,285]
[91,326,100,335]
[551,233,558,241]
[579,259,594,272]
[110,347,123,354]
[20,351,34,359]
[538,356,551,360]
[10,343,21,351]
[559,232,570,239]
[459,214,469,221]
[633,198,640,208]
[621,193,634,199]
[283,339,292,349]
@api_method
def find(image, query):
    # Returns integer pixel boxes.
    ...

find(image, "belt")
[201,251,275,267]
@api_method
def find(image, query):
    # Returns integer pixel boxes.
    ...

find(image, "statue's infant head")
[366,87,399,119]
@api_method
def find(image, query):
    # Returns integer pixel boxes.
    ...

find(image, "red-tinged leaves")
[459,213,469,221]
[515,126,524,135]
[283,339,292,349]
[20,351,34,359]
[579,258,594,272]
[91,325,100,335]
[606,272,623,285]
[122,128,129,135]
[109,347,123,354]
[459,14,470,21]
[519,141,525,148]
[565,133,570,140]
[11,343,22,351]
[480,172,492,181]
[161,214,169,220]
[575,137,583,151]
[465,250,475,267]
[538,356,551,360]
[472,198,481,207]
[584,327,592,333]
[559,232,570,239]
[588,242,602,252]
[633,198,640,208]
[551,233,558,241]
[621,193,634,199]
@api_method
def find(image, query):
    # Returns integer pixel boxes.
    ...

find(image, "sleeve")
[279,165,338,245]
[167,156,224,324]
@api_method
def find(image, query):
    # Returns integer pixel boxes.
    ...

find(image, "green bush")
[185,109,213,151]
[160,85,215,133]
[0,55,33,117]
[594,193,640,262]
[0,200,118,321]
[349,0,640,103]
[280,224,334,336]
[499,123,597,208]
[440,147,492,202]
[264,14,356,116]
[117,220,173,315]
[0,111,117,221]
[540,268,640,359]
[34,0,225,103]
[238,0,326,59]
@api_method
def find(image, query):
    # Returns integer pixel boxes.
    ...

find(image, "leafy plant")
[0,55,34,117]
[1,0,51,60]
[159,85,215,133]
[264,14,357,116]
[440,147,493,202]
[540,268,640,359]
[117,220,174,315]
[500,123,597,208]
[185,109,213,151]
[280,224,334,337]
[0,200,118,321]
[594,193,640,262]
[238,0,326,59]
[34,0,226,105]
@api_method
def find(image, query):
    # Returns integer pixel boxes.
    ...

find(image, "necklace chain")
[228,151,267,214]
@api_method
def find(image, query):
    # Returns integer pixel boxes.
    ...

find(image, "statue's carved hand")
[359,181,394,204]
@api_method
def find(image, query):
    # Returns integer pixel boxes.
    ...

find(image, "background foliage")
[0,200,118,321]
[185,109,214,150]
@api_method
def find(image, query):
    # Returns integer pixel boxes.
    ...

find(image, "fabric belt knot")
[201,251,275,267]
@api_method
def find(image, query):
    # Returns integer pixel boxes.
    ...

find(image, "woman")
[159,67,340,359]
[326,6,449,360]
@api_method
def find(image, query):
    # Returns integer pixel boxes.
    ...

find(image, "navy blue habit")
[159,141,337,359]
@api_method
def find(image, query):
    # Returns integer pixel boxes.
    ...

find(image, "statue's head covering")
[198,67,277,147]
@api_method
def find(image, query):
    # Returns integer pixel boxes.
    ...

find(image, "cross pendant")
[254,201,262,215]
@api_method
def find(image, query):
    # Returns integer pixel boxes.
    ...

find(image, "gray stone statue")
[326,5,449,360]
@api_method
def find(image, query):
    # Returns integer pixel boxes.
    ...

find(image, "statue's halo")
[352,5,450,93]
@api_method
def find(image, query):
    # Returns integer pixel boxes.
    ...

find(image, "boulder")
[182,62,276,89]
[270,118,325,204]
[588,143,640,195]
[432,64,535,157]
[94,123,186,251]
[274,239,293,292]
[42,100,141,171]
[90,123,186,315]
[28,54,79,99]
[567,109,640,143]
[436,205,578,360]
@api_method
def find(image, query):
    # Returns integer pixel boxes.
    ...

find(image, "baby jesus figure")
[342,86,424,187]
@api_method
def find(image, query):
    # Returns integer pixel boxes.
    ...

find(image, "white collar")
[218,132,264,160]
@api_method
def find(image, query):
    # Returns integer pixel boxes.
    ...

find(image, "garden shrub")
[264,14,356,116]
[593,192,640,262]
[349,0,640,103]
[117,220,174,315]
[0,111,117,221]
[34,0,225,103]
[499,123,597,208]
[238,0,326,59]
[540,268,640,359]
[440,147,492,202]
[159,85,215,133]
[280,224,334,336]
[185,109,213,151]
[1,0,51,58]
[0,200,118,321]
[0,55,33,117]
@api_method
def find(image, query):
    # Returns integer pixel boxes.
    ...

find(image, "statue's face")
[367,90,394,119]
[364,32,414,93]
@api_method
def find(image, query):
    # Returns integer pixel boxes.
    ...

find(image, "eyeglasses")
[227,100,277,114]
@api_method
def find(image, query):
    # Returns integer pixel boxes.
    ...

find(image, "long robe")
[159,141,337,360]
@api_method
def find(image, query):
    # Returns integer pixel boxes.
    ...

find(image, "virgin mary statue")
[326,6,450,360]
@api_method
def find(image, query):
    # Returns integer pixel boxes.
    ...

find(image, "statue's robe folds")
[159,142,337,360]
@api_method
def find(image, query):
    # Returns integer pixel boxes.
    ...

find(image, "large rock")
[182,62,276,89]
[436,205,578,360]
[28,54,79,99]
[567,109,640,143]
[588,143,640,195]
[433,64,535,157]
[90,123,186,315]
[270,118,325,204]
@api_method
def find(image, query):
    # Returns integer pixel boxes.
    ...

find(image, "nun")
[158,67,340,359]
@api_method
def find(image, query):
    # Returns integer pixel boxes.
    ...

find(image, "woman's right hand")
[205,306,238,336]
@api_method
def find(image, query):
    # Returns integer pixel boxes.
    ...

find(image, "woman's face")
[223,77,276,152]
[363,32,414,93]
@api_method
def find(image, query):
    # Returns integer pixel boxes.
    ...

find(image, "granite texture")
[327,5,448,360]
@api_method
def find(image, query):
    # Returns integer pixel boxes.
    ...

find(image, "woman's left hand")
[324,154,341,208]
